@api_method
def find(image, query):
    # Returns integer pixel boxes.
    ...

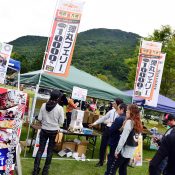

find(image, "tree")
[11,52,31,73]
[127,25,175,98]
[147,25,175,97]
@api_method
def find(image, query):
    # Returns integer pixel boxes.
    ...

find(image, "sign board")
[72,86,88,101]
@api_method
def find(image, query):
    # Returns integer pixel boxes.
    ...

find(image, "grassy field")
[21,158,150,175]
[20,122,162,175]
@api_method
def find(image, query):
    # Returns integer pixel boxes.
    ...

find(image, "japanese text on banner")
[145,54,166,107]
[134,40,162,100]
[44,0,84,77]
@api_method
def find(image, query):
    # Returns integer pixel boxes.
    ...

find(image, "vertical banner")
[0,42,13,84]
[0,88,27,174]
[44,0,85,77]
[130,135,143,166]
[134,40,162,101]
[134,55,159,99]
[145,54,166,107]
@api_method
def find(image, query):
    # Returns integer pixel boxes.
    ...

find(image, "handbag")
[55,132,63,143]
[125,129,139,147]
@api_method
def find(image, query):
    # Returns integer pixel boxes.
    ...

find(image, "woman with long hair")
[105,104,143,175]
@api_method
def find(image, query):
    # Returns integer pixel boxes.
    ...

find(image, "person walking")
[89,98,123,167]
[149,114,175,175]
[105,104,143,175]
[32,89,64,175]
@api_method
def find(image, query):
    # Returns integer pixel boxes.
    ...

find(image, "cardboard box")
[76,141,88,156]
[20,141,27,151]
[88,113,94,123]
[62,142,76,152]
[54,143,62,152]
[93,114,101,130]
[83,111,90,123]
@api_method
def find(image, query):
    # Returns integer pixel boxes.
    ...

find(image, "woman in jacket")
[105,104,143,175]
[32,90,64,175]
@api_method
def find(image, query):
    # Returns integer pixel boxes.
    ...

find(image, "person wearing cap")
[89,98,123,167]
[149,114,175,175]
[32,89,64,175]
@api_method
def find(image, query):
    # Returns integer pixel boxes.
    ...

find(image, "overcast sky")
[0,0,175,43]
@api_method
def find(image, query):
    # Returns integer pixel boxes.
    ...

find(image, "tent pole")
[24,0,59,157]
[132,38,143,104]
[24,85,39,157]
[18,71,20,91]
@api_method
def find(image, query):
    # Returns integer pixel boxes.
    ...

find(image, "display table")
[29,124,98,158]
[62,131,98,158]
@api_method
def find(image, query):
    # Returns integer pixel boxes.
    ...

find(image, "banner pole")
[24,0,59,157]
[18,71,20,91]
[16,143,22,175]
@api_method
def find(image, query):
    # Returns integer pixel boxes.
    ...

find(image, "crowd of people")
[32,89,175,175]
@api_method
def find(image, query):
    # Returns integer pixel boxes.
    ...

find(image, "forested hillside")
[9,28,141,89]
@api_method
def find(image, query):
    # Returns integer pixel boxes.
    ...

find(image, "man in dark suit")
[105,103,127,174]
[89,98,124,167]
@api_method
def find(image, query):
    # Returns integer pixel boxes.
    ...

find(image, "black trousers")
[106,145,117,174]
[105,154,130,175]
[99,126,110,164]
[65,112,72,129]
[33,129,57,173]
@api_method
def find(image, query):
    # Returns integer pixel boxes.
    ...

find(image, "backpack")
[125,129,139,147]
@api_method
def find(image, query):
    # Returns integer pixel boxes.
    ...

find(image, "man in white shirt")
[89,98,123,167]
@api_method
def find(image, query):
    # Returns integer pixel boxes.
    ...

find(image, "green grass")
[21,158,150,175]
[20,123,157,175]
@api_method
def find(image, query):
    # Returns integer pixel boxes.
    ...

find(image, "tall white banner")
[134,40,162,100]
[145,54,166,107]
[44,0,85,77]
[134,54,159,99]
[0,42,13,84]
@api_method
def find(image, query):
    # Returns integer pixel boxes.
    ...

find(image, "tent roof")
[20,66,131,103]
[125,90,175,114]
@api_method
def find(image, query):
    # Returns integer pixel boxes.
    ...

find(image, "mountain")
[9,28,141,89]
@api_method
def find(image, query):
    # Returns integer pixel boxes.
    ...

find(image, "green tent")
[20,66,131,103]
